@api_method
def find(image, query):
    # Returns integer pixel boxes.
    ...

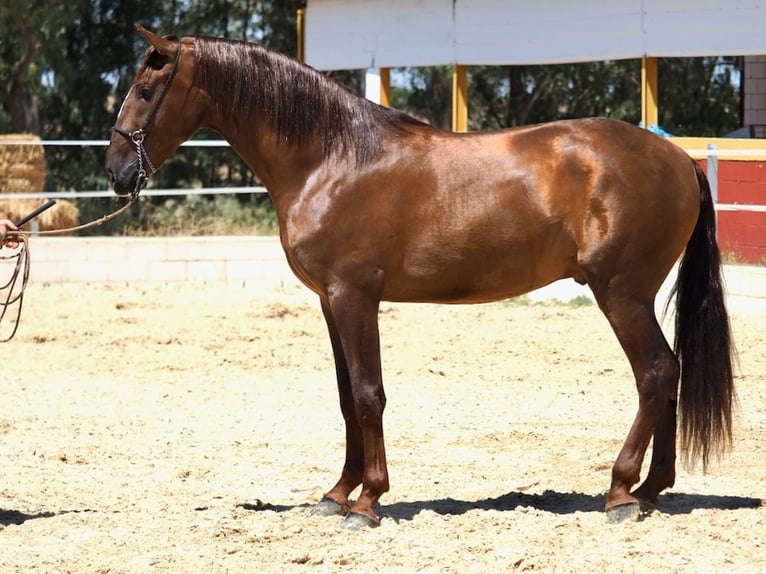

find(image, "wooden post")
[296,7,306,63]
[380,67,391,107]
[452,64,468,132]
[641,56,658,129]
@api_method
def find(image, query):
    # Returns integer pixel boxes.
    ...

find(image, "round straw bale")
[0,134,45,194]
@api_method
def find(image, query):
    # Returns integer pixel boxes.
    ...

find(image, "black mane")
[193,36,426,165]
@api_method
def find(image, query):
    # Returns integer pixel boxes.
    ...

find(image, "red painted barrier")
[699,159,766,264]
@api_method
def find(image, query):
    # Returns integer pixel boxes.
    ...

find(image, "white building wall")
[306,0,766,70]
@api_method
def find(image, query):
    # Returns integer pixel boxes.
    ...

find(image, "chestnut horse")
[106,26,735,529]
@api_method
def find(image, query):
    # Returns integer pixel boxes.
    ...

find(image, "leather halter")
[111,37,182,198]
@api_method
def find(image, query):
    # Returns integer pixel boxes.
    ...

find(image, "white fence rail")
[0,187,267,200]
[0,139,229,147]
[0,137,265,201]
[1,138,765,212]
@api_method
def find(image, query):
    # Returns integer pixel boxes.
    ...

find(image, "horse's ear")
[135,24,177,57]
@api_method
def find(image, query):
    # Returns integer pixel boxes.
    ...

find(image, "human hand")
[0,219,20,249]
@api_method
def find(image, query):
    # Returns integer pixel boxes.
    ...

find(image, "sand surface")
[1,282,764,573]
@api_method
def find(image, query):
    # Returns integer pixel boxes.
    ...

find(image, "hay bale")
[0,134,78,232]
[0,134,45,194]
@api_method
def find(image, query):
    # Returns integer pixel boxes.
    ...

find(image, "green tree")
[658,56,741,136]
[392,58,740,136]
[469,60,642,128]
[391,66,454,130]
[0,0,80,134]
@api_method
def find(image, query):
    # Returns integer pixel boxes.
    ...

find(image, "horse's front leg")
[316,287,388,529]
[312,299,364,518]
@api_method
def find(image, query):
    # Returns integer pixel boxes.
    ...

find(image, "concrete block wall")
[24,236,301,287]
[10,236,766,315]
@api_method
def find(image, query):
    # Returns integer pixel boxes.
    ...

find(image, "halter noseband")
[111,37,182,198]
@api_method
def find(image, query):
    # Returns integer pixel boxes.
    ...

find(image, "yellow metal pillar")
[296,7,306,62]
[380,67,391,107]
[641,56,658,129]
[452,65,468,132]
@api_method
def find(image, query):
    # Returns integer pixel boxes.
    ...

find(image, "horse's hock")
[0,134,79,230]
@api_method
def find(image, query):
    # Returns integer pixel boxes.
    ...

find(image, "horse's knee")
[353,384,386,424]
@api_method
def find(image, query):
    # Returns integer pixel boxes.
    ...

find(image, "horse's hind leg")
[591,287,679,522]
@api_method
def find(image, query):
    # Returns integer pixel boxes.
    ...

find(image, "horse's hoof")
[638,499,658,515]
[606,501,641,524]
[340,511,380,530]
[311,496,349,517]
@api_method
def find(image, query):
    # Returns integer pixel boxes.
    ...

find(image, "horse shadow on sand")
[0,507,99,527]
[239,489,762,523]
[382,490,762,522]
[0,508,56,527]
[6,492,759,527]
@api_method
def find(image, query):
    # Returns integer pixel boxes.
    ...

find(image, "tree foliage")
[0,1,745,234]
[658,56,741,136]
[393,57,741,136]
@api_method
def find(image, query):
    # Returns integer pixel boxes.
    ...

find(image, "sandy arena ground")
[0,281,763,573]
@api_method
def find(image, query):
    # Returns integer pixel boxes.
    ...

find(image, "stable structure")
[302,0,766,132]
[305,1,765,68]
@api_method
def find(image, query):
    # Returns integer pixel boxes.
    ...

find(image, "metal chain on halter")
[131,129,156,191]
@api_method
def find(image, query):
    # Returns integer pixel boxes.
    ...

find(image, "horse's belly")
[384,242,575,304]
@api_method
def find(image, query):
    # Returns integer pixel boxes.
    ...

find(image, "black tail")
[671,161,736,469]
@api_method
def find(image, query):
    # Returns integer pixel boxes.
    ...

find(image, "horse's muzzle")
[106,160,144,197]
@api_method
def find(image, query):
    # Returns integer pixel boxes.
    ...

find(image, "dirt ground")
[0,280,763,573]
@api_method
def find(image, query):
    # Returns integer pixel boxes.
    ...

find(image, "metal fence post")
[707,143,718,237]
[707,143,718,203]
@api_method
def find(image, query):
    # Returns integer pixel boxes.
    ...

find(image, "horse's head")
[106,25,207,197]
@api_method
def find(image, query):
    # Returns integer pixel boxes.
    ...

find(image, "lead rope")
[0,236,30,342]
[0,188,140,342]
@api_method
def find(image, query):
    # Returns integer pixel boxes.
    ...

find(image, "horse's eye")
[138,85,153,101]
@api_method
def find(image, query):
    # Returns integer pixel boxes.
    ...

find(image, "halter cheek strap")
[111,37,182,197]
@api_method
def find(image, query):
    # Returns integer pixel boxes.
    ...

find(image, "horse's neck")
[208,107,305,182]
[208,108,324,214]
